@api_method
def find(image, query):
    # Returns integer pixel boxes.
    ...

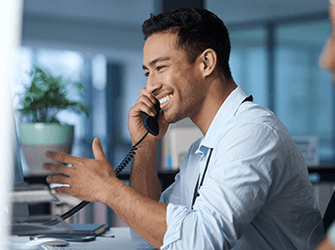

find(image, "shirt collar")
[200,86,248,149]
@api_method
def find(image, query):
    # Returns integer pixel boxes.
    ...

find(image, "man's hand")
[128,87,169,145]
[43,137,116,203]
[45,137,167,248]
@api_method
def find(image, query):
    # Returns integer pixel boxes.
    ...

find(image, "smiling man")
[44,7,324,249]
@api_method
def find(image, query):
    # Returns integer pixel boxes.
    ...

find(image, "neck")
[191,78,237,135]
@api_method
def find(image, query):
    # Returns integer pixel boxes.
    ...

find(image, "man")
[44,7,324,249]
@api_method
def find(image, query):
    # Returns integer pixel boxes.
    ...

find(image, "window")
[276,20,333,162]
[230,28,268,108]
[13,47,97,173]
[211,15,333,163]
[13,47,147,174]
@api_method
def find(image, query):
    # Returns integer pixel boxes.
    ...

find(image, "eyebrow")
[142,57,171,70]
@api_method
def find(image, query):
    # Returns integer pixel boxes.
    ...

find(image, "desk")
[10,227,135,250]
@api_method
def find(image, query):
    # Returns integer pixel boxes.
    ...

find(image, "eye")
[144,71,149,77]
[157,65,165,71]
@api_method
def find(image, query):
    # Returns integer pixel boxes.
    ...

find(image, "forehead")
[143,32,181,64]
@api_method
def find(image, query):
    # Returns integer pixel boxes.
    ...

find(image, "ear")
[198,48,217,77]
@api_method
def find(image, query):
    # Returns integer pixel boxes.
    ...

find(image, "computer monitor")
[13,133,24,184]
[11,132,29,219]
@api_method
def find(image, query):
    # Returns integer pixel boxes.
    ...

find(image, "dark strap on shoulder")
[191,148,213,209]
[191,176,200,209]
[243,95,253,103]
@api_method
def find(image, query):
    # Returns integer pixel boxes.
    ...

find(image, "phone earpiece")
[141,101,160,136]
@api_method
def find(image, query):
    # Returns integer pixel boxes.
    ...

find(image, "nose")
[146,73,162,95]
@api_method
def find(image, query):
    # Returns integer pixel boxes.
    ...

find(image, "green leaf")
[17,66,89,123]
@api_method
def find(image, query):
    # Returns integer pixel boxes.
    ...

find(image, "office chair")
[323,190,335,231]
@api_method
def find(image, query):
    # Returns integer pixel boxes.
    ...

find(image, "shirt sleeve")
[161,122,285,249]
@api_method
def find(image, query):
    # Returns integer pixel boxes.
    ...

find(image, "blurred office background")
[12,0,332,225]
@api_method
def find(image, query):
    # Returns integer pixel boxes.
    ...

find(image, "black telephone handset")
[141,101,160,136]
[45,101,161,227]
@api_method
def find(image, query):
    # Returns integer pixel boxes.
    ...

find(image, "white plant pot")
[20,123,74,176]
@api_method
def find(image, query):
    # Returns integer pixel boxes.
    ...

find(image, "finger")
[138,92,157,106]
[133,94,159,115]
[43,162,71,176]
[46,174,70,185]
[92,137,108,161]
[133,101,156,117]
[140,87,157,104]
[45,151,77,165]
[52,186,72,195]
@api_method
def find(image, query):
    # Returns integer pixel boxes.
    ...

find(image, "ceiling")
[208,0,328,25]
[23,0,329,26]
[23,0,156,27]
[21,0,330,53]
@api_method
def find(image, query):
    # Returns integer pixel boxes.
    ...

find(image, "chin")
[164,111,184,124]
[165,116,178,124]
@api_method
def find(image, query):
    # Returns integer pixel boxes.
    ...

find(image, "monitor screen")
[11,130,29,220]
[13,133,24,184]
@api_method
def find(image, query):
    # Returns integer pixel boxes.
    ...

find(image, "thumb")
[92,137,108,161]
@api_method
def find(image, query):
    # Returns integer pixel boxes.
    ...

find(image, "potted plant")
[18,66,89,176]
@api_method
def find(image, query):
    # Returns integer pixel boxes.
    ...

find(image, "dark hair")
[142,7,232,80]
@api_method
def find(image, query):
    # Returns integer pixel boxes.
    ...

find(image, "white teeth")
[159,95,173,104]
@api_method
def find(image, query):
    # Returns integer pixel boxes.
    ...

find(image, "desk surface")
[10,227,135,250]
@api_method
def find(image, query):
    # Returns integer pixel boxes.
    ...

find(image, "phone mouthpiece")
[141,113,159,136]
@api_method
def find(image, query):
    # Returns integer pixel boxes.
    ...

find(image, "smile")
[159,94,173,104]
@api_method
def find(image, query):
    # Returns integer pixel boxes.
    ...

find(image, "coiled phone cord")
[114,131,149,175]
[44,131,150,226]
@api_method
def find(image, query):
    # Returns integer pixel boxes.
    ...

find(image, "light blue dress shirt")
[131,86,324,249]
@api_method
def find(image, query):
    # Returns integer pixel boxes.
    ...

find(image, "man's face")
[142,32,206,123]
[320,2,335,80]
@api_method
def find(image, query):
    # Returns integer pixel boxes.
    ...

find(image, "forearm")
[129,141,161,201]
[315,237,334,250]
[102,178,167,248]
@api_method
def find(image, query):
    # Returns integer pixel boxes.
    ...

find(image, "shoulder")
[225,103,281,136]
[214,102,293,162]
[227,102,290,141]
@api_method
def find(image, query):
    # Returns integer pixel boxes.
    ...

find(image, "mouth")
[158,94,173,109]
